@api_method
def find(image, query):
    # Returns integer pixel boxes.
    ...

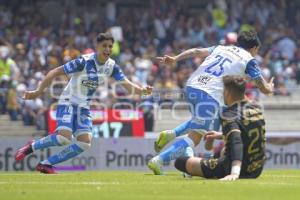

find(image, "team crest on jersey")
[197,75,212,85]
[81,80,98,89]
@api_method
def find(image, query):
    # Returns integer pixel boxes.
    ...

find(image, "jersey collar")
[94,53,109,67]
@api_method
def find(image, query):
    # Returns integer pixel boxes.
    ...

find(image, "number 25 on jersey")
[205,55,232,77]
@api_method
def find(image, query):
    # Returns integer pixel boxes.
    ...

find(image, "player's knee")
[75,141,91,151]
[174,156,190,174]
[57,130,72,141]
[56,134,72,145]
[188,132,202,146]
[77,133,92,143]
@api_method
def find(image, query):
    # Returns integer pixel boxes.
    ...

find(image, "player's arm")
[220,128,243,181]
[111,64,152,96]
[204,131,223,140]
[245,59,274,96]
[206,128,243,180]
[23,66,65,99]
[220,160,242,181]
[23,57,85,100]
[253,76,274,96]
[204,131,223,150]
[120,78,153,96]
[156,47,213,65]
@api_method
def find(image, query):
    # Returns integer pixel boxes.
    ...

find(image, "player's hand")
[23,90,42,100]
[267,77,275,96]
[204,131,223,140]
[156,55,176,65]
[142,86,153,96]
[219,174,239,181]
[204,131,222,150]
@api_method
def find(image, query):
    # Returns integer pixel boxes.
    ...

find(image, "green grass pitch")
[0,170,299,200]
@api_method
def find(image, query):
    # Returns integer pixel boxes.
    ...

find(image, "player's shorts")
[240,166,263,179]
[55,104,92,137]
[200,157,231,179]
[173,86,220,135]
[200,157,263,179]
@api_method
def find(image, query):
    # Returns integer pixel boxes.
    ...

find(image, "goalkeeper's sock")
[159,137,195,163]
[32,134,71,151]
[42,141,91,165]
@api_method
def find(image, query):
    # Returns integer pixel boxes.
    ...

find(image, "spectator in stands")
[6,80,19,121]
[21,97,44,127]
[0,0,299,128]
[0,40,19,82]
[0,75,10,114]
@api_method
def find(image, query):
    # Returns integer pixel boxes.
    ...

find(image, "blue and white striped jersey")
[58,53,126,108]
[186,45,262,105]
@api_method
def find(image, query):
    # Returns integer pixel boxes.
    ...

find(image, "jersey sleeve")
[227,131,243,161]
[221,108,241,137]
[207,46,217,54]
[111,64,126,81]
[63,56,86,74]
[221,109,243,161]
[245,59,262,80]
[222,118,240,137]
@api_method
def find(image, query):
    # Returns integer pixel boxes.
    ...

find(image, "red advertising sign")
[47,109,145,137]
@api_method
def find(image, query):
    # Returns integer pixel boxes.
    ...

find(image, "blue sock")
[46,143,85,165]
[173,120,191,137]
[33,135,65,151]
[159,137,194,163]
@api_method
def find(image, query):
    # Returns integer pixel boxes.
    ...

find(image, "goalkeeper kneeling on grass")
[175,75,268,181]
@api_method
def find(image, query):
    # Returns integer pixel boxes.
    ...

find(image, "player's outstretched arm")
[156,48,210,65]
[220,129,243,181]
[254,76,274,96]
[220,160,242,181]
[23,66,65,100]
[120,78,153,96]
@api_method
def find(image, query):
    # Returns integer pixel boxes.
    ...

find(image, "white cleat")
[182,172,192,178]
[147,156,164,175]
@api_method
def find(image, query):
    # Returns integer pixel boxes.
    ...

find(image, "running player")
[174,75,266,181]
[148,30,273,175]
[15,32,152,173]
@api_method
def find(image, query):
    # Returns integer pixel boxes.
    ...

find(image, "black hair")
[237,30,261,50]
[96,32,114,43]
[223,75,247,98]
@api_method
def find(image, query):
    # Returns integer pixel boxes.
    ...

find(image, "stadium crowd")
[0,0,300,130]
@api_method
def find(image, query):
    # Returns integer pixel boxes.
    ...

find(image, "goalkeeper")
[175,75,267,181]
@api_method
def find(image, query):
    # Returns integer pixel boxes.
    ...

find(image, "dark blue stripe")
[86,60,98,98]
[75,57,85,71]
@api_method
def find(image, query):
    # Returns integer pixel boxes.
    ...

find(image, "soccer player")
[148,30,273,175]
[15,32,152,173]
[174,75,266,181]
